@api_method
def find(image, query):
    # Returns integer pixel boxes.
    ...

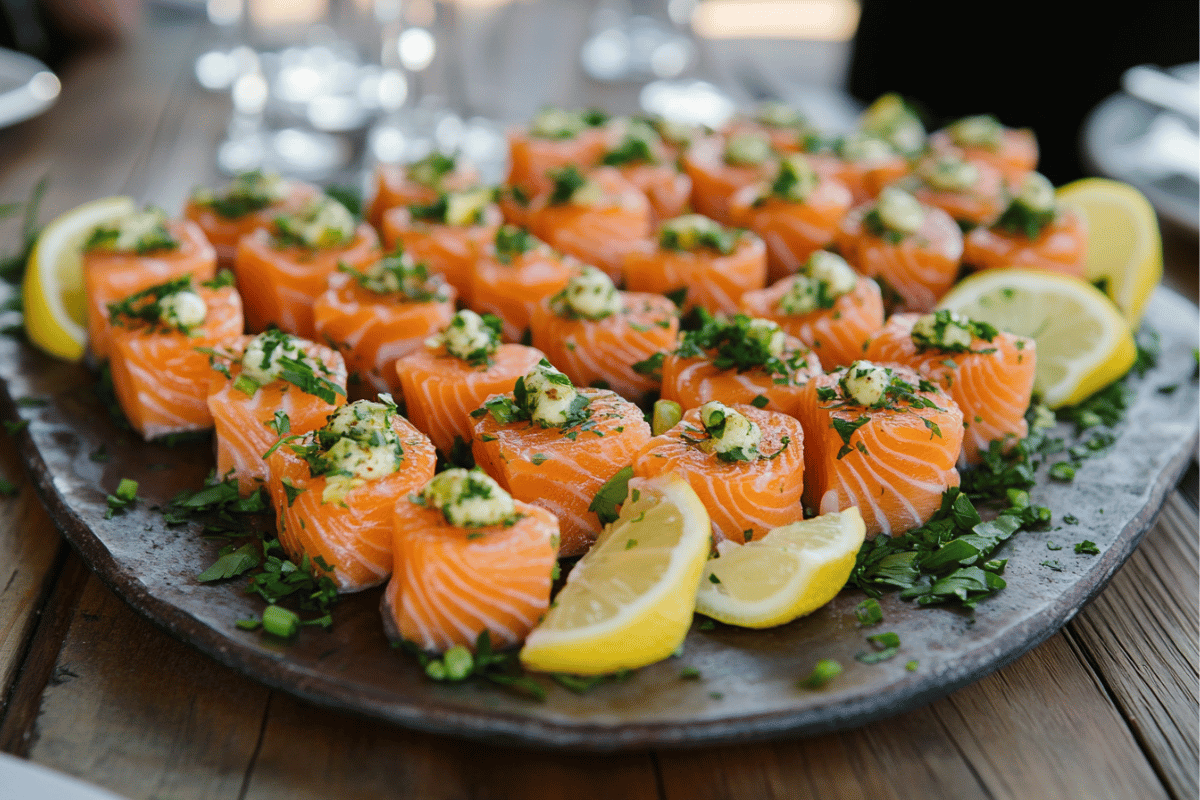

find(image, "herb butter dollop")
[419,468,516,528]
[698,401,762,462]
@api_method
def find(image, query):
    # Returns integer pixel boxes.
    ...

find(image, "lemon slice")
[520,473,712,675]
[22,196,136,361]
[1056,178,1162,328]
[937,270,1136,408]
[694,508,865,629]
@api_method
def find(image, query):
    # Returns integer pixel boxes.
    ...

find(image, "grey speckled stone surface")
[1,288,1195,751]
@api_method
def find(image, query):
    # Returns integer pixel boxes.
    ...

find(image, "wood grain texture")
[656,629,1169,800]
[24,570,269,800]
[0,441,66,715]
[243,694,661,800]
[1068,492,1199,800]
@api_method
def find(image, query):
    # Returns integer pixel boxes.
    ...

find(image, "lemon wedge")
[1056,178,1162,328]
[520,472,712,675]
[22,196,136,361]
[937,269,1136,408]
[694,508,865,629]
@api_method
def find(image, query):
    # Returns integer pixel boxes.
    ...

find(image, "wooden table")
[0,7,1196,799]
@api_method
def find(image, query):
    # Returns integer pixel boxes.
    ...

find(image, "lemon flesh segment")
[1057,178,1162,329]
[519,473,712,676]
[937,269,1136,408]
[694,508,866,629]
[21,196,136,361]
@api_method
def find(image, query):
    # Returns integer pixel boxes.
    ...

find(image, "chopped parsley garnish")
[856,631,901,664]
[994,200,1055,239]
[105,276,200,334]
[1074,540,1100,555]
[547,166,589,205]
[861,208,905,244]
[910,310,999,353]
[477,360,592,430]
[588,465,634,525]
[337,254,447,301]
[848,486,1048,610]
[493,225,537,264]
[674,312,807,379]
[192,170,286,218]
[602,124,659,166]
[855,598,883,626]
[104,477,140,519]
[406,630,546,700]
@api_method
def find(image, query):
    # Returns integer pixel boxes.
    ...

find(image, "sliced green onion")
[262,604,300,638]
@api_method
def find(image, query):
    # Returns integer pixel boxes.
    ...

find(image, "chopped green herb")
[588,465,634,525]
[1074,540,1100,555]
[801,658,842,689]
[3,419,28,435]
[679,667,702,680]
[0,478,17,497]
[751,394,770,409]
[1040,559,1063,572]
[197,542,262,582]
[856,631,901,664]
[262,604,301,638]
[855,598,883,626]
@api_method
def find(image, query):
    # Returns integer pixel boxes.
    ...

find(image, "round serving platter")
[1,287,1196,751]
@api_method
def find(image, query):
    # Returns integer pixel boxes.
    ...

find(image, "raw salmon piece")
[184,173,320,266]
[526,166,652,283]
[661,314,822,418]
[863,312,1036,465]
[828,134,912,204]
[530,283,678,403]
[85,219,217,361]
[396,332,545,457]
[615,161,692,226]
[930,116,1038,186]
[471,382,652,557]
[234,221,380,339]
[633,403,804,544]
[266,401,437,592]
[386,492,558,652]
[905,151,1008,230]
[721,102,817,154]
[108,281,244,440]
[470,226,576,343]
[794,362,963,539]
[682,133,778,224]
[380,194,503,306]
[506,108,611,195]
[963,208,1088,278]
[207,333,348,495]
[599,117,692,224]
[623,218,767,316]
[727,160,854,283]
[739,273,885,370]
[835,194,964,313]
[366,153,480,229]
[312,258,457,396]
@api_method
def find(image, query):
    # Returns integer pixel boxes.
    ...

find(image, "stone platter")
[1,288,1195,751]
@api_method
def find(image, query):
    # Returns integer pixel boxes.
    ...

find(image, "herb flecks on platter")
[166,472,339,629]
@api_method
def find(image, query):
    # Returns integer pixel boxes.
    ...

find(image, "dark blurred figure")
[0,0,140,65]
[849,1,1199,185]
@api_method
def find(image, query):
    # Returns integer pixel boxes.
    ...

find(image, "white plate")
[0,753,129,800]
[0,48,59,129]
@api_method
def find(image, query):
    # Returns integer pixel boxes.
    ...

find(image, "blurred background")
[1,0,1197,249]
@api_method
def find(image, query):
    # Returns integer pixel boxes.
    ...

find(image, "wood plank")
[240,692,661,800]
[930,633,1168,800]
[0,439,67,720]
[1068,491,1199,800]
[24,571,269,800]
[657,704,991,800]
[658,623,1169,800]
[0,550,88,755]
